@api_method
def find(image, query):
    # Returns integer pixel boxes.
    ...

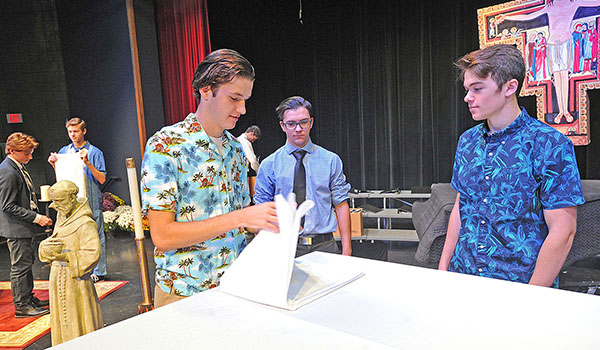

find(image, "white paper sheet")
[54,153,87,199]
[219,194,364,310]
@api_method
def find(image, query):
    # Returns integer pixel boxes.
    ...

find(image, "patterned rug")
[0,280,128,349]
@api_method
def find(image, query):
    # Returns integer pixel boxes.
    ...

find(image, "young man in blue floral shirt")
[141,49,278,307]
[438,44,585,287]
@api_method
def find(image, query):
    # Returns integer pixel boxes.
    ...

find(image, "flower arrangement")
[103,192,125,212]
[102,192,149,233]
[103,211,119,232]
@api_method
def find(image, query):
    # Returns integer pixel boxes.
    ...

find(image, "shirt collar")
[69,141,88,151]
[479,107,529,141]
[7,155,23,168]
[285,139,315,155]
[184,113,235,150]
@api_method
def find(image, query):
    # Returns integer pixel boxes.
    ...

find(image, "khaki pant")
[154,285,187,308]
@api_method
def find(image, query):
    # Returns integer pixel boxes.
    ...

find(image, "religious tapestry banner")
[478,0,600,145]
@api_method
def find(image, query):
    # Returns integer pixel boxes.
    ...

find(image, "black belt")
[298,233,334,246]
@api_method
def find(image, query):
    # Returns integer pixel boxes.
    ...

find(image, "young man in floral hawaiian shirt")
[141,49,278,307]
[438,44,585,287]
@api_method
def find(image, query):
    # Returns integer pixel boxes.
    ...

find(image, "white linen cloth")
[220,193,364,310]
[54,153,87,199]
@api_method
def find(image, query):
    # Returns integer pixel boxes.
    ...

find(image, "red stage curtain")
[155,0,211,125]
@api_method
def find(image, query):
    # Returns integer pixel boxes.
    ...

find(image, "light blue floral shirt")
[449,108,584,286]
[141,113,250,296]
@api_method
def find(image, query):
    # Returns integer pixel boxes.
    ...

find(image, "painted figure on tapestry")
[38,180,103,346]
[479,0,600,145]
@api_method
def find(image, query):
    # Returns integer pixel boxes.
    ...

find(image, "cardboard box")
[334,208,363,237]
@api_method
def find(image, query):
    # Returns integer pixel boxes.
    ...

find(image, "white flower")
[115,205,132,215]
[115,206,134,231]
[103,211,118,224]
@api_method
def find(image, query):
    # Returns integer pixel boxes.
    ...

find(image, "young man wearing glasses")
[254,96,352,257]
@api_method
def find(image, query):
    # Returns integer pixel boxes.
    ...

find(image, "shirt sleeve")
[90,147,106,174]
[538,138,585,209]
[0,169,37,222]
[450,132,469,193]
[330,154,350,206]
[141,143,179,213]
[253,157,275,205]
[240,139,259,172]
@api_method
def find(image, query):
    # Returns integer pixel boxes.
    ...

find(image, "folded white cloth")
[219,193,364,310]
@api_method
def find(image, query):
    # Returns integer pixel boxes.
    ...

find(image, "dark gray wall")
[55,0,164,200]
[0,0,69,190]
[0,0,164,203]
[211,0,600,189]
[3,0,597,203]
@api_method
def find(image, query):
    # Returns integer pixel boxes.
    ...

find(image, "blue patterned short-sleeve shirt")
[449,108,584,286]
[141,113,250,296]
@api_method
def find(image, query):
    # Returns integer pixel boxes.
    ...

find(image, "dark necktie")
[293,150,307,205]
[21,165,38,210]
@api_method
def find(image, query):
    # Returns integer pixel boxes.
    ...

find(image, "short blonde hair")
[65,117,86,131]
[5,132,38,154]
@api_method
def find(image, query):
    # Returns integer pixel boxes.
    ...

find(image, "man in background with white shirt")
[238,125,261,175]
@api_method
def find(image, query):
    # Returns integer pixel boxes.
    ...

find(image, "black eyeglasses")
[282,118,312,130]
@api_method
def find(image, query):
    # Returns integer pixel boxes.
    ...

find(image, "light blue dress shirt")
[254,139,350,234]
[59,141,107,276]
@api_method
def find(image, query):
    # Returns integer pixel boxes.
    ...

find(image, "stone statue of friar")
[38,180,103,345]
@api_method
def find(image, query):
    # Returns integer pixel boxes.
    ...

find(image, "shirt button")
[483,198,487,203]
[478,268,483,272]
[481,220,486,224]
[479,245,484,249]
[485,176,490,180]
[501,141,505,145]
[488,152,493,156]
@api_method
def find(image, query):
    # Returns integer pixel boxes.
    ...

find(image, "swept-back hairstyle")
[5,132,38,154]
[455,44,526,92]
[275,96,313,121]
[65,117,86,131]
[192,49,255,102]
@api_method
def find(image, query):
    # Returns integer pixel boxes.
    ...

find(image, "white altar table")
[53,252,600,349]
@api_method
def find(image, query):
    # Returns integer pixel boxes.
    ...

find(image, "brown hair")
[5,132,39,154]
[191,49,255,103]
[275,96,313,121]
[65,117,86,131]
[456,44,525,92]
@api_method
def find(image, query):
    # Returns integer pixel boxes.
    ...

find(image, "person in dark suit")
[0,132,53,317]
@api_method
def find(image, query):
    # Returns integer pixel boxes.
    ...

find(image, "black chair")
[412,183,456,265]
[412,180,600,278]
[561,180,600,293]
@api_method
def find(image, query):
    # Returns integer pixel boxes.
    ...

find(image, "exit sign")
[6,113,23,123]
